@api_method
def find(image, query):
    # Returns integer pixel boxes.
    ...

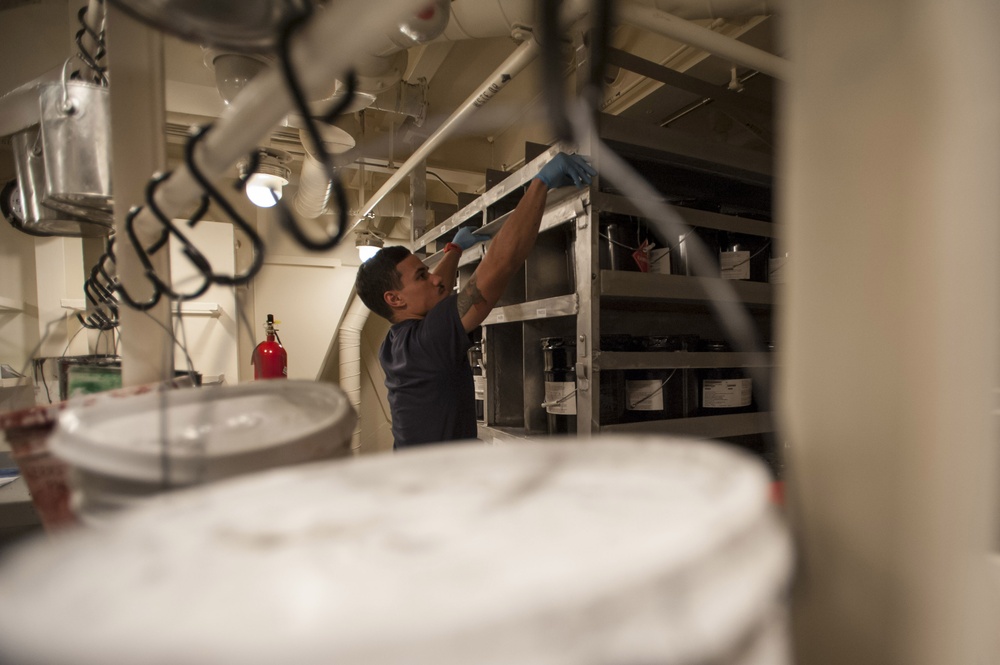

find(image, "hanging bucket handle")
[59,57,78,116]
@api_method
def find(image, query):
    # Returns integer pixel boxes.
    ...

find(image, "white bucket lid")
[49,380,356,484]
[0,437,792,665]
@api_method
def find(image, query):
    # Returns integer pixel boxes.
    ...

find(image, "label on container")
[544,381,577,415]
[702,378,752,408]
[769,256,787,284]
[720,250,751,280]
[626,379,665,411]
[473,375,486,400]
[649,248,671,274]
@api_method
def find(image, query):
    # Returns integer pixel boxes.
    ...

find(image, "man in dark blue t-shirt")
[355,153,596,449]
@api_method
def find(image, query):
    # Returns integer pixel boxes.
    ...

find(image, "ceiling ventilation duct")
[288,0,449,220]
[294,123,355,220]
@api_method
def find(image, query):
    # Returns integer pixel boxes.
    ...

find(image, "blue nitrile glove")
[534,152,596,190]
[452,227,490,250]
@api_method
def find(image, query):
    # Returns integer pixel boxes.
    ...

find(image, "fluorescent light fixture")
[356,230,384,262]
[238,148,291,209]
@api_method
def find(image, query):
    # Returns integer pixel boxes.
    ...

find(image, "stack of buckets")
[2,380,356,527]
[0,437,793,665]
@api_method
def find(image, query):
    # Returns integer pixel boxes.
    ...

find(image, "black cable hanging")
[273,3,357,251]
[115,124,267,310]
[538,0,573,144]
[72,2,109,87]
[183,123,266,285]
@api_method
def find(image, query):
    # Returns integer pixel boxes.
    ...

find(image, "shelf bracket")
[575,195,588,229]
[575,362,590,392]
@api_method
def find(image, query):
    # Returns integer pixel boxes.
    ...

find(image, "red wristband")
[444,242,463,254]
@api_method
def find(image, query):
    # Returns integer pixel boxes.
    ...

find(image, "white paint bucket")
[48,380,355,524]
[0,437,791,665]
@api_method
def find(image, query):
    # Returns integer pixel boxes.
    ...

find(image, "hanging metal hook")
[140,172,216,302]
[274,7,356,251]
[184,123,266,285]
[116,205,166,311]
[73,4,109,86]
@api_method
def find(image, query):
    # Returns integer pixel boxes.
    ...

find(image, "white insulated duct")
[295,126,355,219]
[617,1,790,80]
[292,0,448,217]
[441,0,780,41]
[338,294,371,453]
[351,37,540,230]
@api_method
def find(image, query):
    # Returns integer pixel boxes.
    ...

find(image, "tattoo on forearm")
[457,276,487,317]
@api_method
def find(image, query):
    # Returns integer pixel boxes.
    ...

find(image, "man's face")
[388,254,447,320]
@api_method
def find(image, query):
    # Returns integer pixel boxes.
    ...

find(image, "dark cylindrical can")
[622,336,686,422]
[697,340,754,415]
[599,334,630,425]
[671,227,720,277]
[541,337,577,435]
[468,341,485,422]
[599,221,641,272]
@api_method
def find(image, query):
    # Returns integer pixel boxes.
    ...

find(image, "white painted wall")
[167,220,238,385]
[250,185,366,382]
[0,212,41,376]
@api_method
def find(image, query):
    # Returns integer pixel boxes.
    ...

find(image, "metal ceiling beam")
[606,47,773,145]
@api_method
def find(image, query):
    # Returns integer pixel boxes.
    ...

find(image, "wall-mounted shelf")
[600,412,775,438]
[600,272,775,306]
[481,295,578,326]
[60,299,222,317]
[596,351,774,370]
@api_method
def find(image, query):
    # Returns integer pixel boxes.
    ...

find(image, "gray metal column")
[779,2,1000,663]
[104,6,173,386]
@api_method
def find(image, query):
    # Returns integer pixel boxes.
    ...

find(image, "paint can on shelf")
[720,232,770,283]
[468,341,485,422]
[598,334,630,425]
[697,340,755,416]
[671,227,721,277]
[541,337,576,435]
[599,217,644,272]
[621,336,680,422]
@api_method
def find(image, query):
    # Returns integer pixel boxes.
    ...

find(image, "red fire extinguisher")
[251,314,287,380]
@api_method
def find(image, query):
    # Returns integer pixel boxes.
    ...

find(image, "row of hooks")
[80,1,360,316]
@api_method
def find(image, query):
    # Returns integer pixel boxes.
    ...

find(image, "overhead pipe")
[350,37,540,232]
[617,1,791,80]
[292,1,448,218]
[440,0,779,41]
[350,0,784,226]
[112,0,430,290]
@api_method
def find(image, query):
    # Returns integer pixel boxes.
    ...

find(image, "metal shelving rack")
[413,113,777,453]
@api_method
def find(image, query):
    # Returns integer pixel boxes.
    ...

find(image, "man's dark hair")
[355,245,412,321]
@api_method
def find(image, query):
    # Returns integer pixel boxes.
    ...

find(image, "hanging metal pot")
[38,75,114,224]
[9,127,112,238]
